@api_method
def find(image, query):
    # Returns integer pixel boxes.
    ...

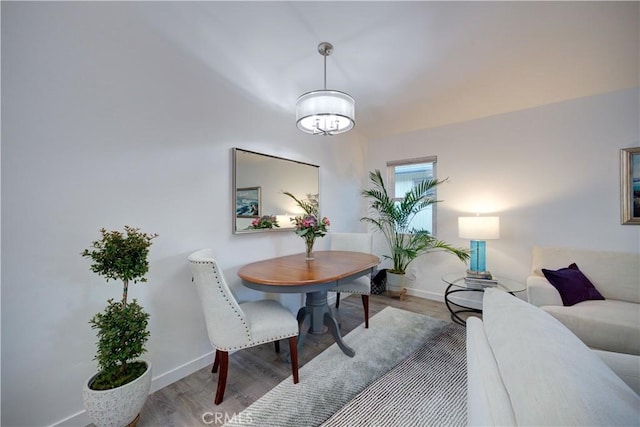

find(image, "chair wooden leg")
[274,340,280,353]
[335,292,341,308]
[362,294,370,329]
[288,336,299,384]
[212,349,220,373]
[214,350,229,405]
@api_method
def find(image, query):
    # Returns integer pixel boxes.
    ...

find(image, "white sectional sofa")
[467,288,640,426]
[526,246,640,355]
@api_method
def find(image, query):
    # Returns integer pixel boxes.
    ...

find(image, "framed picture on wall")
[236,187,261,218]
[621,147,640,225]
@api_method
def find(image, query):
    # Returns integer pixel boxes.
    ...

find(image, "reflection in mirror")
[233,148,320,234]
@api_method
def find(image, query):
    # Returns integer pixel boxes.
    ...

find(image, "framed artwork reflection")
[621,147,640,225]
[236,187,261,218]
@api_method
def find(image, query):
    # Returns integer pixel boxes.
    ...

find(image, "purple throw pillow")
[541,263,605,306]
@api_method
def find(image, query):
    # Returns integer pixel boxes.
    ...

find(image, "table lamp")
[458,216,500,278]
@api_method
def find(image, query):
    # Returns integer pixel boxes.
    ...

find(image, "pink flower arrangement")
[292,214,330,238]
[283,192,330,259]
[248,215,279,230]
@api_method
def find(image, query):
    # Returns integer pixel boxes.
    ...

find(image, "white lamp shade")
[458,216,500,240]
[296,90,355,135]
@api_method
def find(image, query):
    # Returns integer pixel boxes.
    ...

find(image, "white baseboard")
[52,351,216,427]
[403,287,442,301]
[50,409,90,427]
[403,287,481,310]
[150,350,216,393]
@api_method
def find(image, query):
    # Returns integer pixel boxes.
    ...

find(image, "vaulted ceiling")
[135,1,639,139]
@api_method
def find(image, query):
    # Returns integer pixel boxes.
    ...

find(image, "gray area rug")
[224,307,465,427]
[322,321,466,426]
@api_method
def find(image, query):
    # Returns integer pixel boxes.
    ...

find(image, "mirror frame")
[232,148,320,234]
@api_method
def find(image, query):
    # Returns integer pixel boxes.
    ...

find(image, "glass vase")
[305,237,315,261]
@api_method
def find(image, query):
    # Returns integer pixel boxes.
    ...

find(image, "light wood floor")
[137,294,452,427]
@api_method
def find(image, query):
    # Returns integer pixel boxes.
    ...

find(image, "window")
[387,156,437,234]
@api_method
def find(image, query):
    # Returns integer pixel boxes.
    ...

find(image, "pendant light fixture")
[296,42,355,135]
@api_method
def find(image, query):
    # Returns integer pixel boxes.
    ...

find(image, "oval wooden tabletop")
[237,250,380,286]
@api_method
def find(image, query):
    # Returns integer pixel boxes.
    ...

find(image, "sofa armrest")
[526,275,563,307]
[591,349,640,394]
[466,317,516,426]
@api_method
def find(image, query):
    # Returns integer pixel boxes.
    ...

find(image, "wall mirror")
[232,148,320,234]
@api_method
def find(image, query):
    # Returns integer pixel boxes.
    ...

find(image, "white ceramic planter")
[386,271,406,292]
[83,361,152,427]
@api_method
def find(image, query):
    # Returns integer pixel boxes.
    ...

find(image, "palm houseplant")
[81,226,158,427]
[361,169,469,291]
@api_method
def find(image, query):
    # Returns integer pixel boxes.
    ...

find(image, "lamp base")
[466,269,493,280]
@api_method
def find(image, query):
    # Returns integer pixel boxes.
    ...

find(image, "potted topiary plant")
[81,226,158,427]
[361,170,469,291]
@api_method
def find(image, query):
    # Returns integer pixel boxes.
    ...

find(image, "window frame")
[386,156,438,235]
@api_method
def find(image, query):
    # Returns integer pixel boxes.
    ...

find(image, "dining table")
[237,250,380,357]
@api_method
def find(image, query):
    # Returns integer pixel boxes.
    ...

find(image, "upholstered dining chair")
[188,249,299,405]
[327,233,374,328]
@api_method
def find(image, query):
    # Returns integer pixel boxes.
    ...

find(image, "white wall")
[4,3,638,426]
[1,3,368,426]
[367,88,640,301]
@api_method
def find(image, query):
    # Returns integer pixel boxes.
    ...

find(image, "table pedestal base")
[296,290,355,357]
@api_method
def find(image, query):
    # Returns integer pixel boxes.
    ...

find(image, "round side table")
[442,273,526,325]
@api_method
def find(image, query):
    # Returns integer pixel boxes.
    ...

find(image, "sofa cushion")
[483,288,639,426]
[526,275,564,307]
[541,263,605,306]
[531,246,640,303]
[542,299,640,355]
[592,349,640,394]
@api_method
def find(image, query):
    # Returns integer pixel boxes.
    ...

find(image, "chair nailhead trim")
[190,259,298,352]
[215,331,299,351]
